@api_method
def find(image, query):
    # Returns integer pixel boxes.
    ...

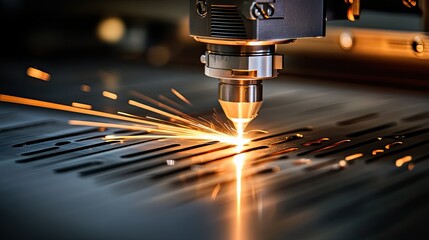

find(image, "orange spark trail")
[0,94,212,134]
[171,88,193,106]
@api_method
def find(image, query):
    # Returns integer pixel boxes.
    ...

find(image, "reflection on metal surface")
[71,102,92,110]
[345,153,364,161]
[385,141,403,149]
[396,155,413,167]
[302,137,330,147]
[233,145,246,240]
[313,139,351,153]
[339,31,354,50]
[372,149,385,155]
[80,84,91,92]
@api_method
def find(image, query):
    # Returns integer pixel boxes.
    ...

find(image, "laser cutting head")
[201,44,281,133]
[189,0,327,133]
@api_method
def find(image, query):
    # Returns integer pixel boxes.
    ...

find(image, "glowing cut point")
[219,100,262,135]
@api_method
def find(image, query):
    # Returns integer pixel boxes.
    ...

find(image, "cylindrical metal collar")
[218,79,262,102]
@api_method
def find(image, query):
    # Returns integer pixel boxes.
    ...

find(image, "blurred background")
[0,0,428,91]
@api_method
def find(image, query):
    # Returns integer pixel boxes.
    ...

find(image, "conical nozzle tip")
[218,100,263,134]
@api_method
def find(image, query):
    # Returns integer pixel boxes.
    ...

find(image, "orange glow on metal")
[395,156,412,167]
[71,102,92,110]
[372,149,384,155]
[385,141,403,150]
[171,88,193,106]
[233,145,245,240]
[26,67,50,81]
[302,137,329,147]
[81,85,91,92]
[314,139,351,152]
[345,153,363,161]
[102,91,118,100]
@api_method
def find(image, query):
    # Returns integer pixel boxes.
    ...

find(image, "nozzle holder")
[202,44,283,81]
[219,79,262,103]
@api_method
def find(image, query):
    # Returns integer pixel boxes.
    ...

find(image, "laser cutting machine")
[0,1,429,240]
[189,0,363,132]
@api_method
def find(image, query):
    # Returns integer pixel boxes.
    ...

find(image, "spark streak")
[27,67,50,81]
[171,88,193,106]
[0,94,250,146]
[102,91,118,100]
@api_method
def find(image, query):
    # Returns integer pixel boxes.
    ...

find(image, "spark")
[71,102,92,110]
[313,139,351,152]
[103,133,249,146]
[171,88,193,106]
[302,137,330,147]
[372,149,384,155]
[345,153,363,161]
[385,141,403,150]
[211,184,222,200]
[131,90,186,116]
[102,91,118,100]
[339,160,347,167]
[128,99,231,136]
[27,67,50,81]
[0,94,250,146]
[158,94,185,110]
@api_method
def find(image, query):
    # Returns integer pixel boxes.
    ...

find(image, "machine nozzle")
[200,44,282,135]
[218,80,263,135]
